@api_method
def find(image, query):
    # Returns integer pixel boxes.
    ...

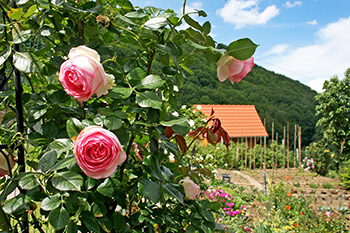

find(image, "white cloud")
[264,44,290,56]
[284,1,302,8]
[306,19,318,25]
[216,0,279,29]
[261,17,350,92]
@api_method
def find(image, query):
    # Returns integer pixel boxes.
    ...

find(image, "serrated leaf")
[52,171,83,191]
[0,47,11,67]
[41,195,61,211]
[136,75,165,89]
[96,177,120,197]
[66,118,84,139]
[226,38,258,61]
[104,116,122,130]
[49,139,74,154]
[139,178,162,203]
[49,156,76,172]
[143,156,163,180]
[13,52,44,73]
[108,87,133,99]
[163,183,184,203]
[48,207,70,230]
[19,173,38,190]
[136,92,162,109]
[144,17,168,30]
[38,150,57,172]
[80,211,100,232]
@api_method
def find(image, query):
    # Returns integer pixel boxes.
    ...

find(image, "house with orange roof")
[194,104,268,147]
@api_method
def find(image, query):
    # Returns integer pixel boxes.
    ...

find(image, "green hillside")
[178,55,318,147]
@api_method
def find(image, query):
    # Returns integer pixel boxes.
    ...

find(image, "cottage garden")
[0,0,350,232]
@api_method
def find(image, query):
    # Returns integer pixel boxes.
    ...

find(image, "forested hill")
[178,56,318,147]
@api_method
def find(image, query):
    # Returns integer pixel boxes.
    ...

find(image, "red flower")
[285,205,291,210]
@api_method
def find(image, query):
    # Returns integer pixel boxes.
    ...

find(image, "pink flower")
[74,126,126,179]
[180,177,201,200]
[0,154,16,177]
[59,45,114,102]
[216,54,254,84]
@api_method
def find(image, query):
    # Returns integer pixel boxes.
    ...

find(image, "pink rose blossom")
[0,154,15,177]
[59,45,114,102]
[74,126,126,179]
[216,54,254,84]
[180,177,201,200]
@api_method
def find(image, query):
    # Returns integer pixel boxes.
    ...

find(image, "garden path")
[217,169,263,191]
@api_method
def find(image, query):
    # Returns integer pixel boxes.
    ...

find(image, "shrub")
[321,182,333,189]
[340,160,350,189]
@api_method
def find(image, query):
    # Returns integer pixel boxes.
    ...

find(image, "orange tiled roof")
[194,105,268,138]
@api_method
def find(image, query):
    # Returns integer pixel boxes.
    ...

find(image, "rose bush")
[74,126,126,179]
[59,45,114,102]
[217,54,255,84]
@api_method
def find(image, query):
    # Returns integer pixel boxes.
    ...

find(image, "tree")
[315,68,350,167]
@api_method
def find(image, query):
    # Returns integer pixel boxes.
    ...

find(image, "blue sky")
[132,0,350,92]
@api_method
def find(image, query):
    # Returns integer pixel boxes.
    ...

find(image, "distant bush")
[340,160,350,189]
[309,183,319,189]
[321,182,333,189]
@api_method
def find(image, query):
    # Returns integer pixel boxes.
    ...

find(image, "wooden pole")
[283,126,286,169]
[264,119,267,169]
[272,122,274,165]
[241,137,243,168]
[254,136,257,169]
[236,140,239,166]
[245,137,248,169]
[249,137,252,169]
[260,136,263,169]
[276,132,278,168]
[287,122,290,168]
[298,126,302,166]
[294,124,297,167]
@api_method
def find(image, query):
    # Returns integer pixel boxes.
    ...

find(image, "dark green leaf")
[127,67,146,84]
[49,139,74,154]
[117,0,133,10]
[163,183,184,203]
[186,225,196,233]
[19,173,38,190]
[203,21,211,35]
[41,195,61,211]
[111,212,126,231]
[52,171,83,191]
[136,75,165,89]
[143,156,163,180]
[80,211,100,232]
[104,116,122,130]
[39,150,58,172]
[108,87,133,99]
[144,17,168,30]
[139,178,162,203]
[136,92,162,109]
[226,38,258,61]
[49,156,76,172]
[184,15,202,31]
[48,207,70,230]
[97,177,120,198]
[0,206,11,231]
[0,46,11,67]
[67,220,78,233]
[3,194,31,215]
[13,52,44,73]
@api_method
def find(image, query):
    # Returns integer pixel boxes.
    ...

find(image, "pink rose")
[59,45,114,102]
[74,126,126,179]
[180,177,200,200]
[216,54,254,84]
[0,154,15,177]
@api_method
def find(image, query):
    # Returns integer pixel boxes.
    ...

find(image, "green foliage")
[340,160,350,189]
[315,68,350,166]
[304,140,332,176]
[321,182,333,189]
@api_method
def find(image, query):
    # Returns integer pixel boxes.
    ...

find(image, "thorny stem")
[147,50,156,75]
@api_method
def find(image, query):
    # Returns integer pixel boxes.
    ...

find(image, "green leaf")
[136,92,162,109]
[203,21,211,35]
[144,17,168,30]
[80,211,101,232]
[160,118,187,127]
[52,171,83,191]
[49,156,76,172]
[0,207,11,231]
[161,118,190,135]
[163,183,184,203]
[127,67,146,85]
[39,150,58,173]
[108,87,133,99]
[143,156,163,180]
[96,177,120,197]
[3,194,31,215]
[104,116,122,130]
[8,7,23,20]
[226,38,258,61]
[41,195,61,211]
[49,139,74,154]
[13,52,44,73]
[67,220,78,233]
[125,11,147,18]
[184,15,202,31]
[139,178,162,203]
[19,173,38,190]
[23,5,37,18]
[48,207,70,230]
[116,0,133,10]
[189,41,207,50]
[0,46,11,67]
[136,75,165,89]
[66,118,84,139]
